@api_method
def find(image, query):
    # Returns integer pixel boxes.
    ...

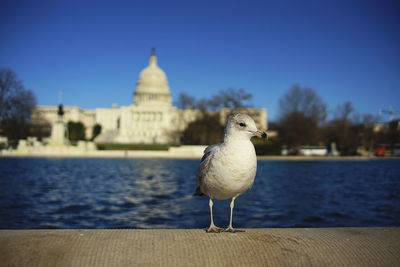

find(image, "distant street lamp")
[379,106,400,122]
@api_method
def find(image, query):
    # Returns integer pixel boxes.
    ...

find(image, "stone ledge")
[1,228,399,266]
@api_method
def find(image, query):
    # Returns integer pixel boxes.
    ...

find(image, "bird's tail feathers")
[193,187,205,196]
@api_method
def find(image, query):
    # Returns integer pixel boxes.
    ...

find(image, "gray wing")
[193,144,219,196]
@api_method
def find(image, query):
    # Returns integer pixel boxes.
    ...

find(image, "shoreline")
[257,155,400,161]
[0,150,398,160]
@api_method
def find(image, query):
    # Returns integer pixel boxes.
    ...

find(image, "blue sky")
[1,0,399,121]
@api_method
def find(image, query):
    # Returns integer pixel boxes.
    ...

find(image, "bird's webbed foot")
[206,224,224,233]
[224,226,245,233]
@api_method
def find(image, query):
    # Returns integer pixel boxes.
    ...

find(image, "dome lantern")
[134,49,172,106]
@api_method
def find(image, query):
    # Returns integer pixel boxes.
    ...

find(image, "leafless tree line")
[276,85,398,154]
[178,85,398,154]
[0,68,36,145]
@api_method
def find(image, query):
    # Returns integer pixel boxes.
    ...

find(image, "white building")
[33,51,267,144]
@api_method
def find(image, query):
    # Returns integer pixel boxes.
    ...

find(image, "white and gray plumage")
[194,113,267,233]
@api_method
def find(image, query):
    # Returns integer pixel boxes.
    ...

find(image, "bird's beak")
[253,130,268,139]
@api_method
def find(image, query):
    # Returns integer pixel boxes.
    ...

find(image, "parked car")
[375,144,385,157]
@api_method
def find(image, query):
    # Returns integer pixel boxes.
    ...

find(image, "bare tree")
[0,68,36,143]
[279,84,327,125]
[175,92,197,109]
[208,88,253,110]
[334,101,354,151]
[323,101,381,155]
[1,69,23,120]
[277,85,327,147]
[180,112,224,145]
[334,101,354,122]
[278,111,320,147]
[176,88,252,111]
[357,114,378,152]
[177,88,253,144]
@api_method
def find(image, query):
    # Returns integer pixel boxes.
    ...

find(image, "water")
[0,158,399,229]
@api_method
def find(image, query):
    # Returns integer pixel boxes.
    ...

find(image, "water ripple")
[0,158,399,229]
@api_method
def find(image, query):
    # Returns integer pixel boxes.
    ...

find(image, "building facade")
[33,51,267,144]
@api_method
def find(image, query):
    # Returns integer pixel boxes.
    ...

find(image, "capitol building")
[33,51,267,145]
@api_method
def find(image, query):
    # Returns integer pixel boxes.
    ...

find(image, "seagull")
[194,113,267,233]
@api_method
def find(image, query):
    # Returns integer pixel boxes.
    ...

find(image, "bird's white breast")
[202,140,257,200]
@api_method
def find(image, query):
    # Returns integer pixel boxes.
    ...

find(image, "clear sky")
[1,0,399,121]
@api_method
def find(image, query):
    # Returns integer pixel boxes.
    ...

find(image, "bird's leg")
[206,198,223,233]
[225,197,244,233]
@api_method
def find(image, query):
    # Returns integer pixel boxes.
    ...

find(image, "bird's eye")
[239,122,246,127]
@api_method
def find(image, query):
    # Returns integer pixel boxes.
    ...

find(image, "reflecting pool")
[0,158,399,229]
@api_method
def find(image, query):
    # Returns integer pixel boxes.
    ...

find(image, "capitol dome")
[134,49,172,106]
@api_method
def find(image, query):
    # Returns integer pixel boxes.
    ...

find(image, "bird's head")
[224,113,267,140]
